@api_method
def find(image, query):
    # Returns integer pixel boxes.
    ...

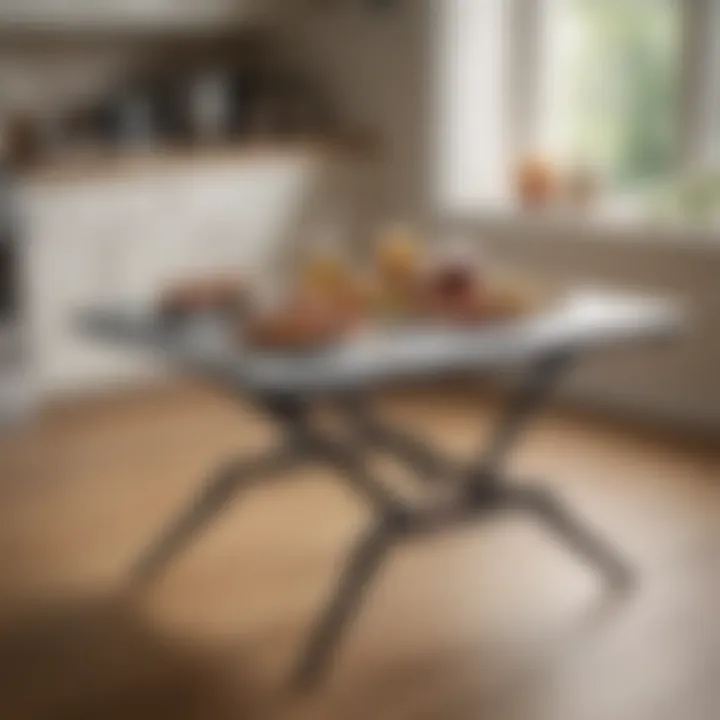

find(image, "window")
[437,0,720,219]
[539,0,681,188]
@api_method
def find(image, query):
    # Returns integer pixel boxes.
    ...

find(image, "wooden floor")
[0,383,718,719]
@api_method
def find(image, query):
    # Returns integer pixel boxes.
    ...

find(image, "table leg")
[293,518,398,689]
[131,442,304,585]
[336,397,451,482]
[467,353,572,491]
[504,484,635,588]
[312,434,405,513]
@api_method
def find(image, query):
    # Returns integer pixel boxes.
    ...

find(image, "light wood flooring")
[0,382,718,719]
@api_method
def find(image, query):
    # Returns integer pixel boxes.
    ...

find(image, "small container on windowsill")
[515,156,558,210]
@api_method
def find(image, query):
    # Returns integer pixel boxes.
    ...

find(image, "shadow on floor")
[0,593,263,720]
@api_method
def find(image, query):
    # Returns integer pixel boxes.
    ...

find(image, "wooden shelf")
[22,136,377,183]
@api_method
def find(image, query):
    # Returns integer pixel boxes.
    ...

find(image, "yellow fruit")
[375,226,421,284]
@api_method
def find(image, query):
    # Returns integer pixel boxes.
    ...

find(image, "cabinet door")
[24,180,162,397]
[107,172,185,307]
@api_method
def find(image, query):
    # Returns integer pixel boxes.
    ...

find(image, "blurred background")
[0,1,718,719]
[0,0,717,427]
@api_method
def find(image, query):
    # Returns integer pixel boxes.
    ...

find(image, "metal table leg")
[464,353,572,492]
[293,518,398,689]
[461,353,634,586]
[502,484,635,588]
[336,396,452,482]
[132,441,306,585]
[308,433,404,514]
[131,395,318,585]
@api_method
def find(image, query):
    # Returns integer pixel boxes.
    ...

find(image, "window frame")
[680,0,720,168]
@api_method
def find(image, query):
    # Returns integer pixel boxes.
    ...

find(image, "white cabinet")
[21,153,321,398]
[24,180,158,395]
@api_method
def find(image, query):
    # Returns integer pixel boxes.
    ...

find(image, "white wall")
[0,44,144,118]
[451,217,720,434]
[274,0,433,242]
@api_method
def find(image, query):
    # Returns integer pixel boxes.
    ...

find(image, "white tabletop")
[83,289,684,395]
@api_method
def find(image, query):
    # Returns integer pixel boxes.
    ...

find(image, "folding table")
[82,288,682,687]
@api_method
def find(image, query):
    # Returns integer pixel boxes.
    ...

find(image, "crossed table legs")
[129,353,634,689]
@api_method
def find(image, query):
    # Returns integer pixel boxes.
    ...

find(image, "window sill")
[444,204,720,251]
